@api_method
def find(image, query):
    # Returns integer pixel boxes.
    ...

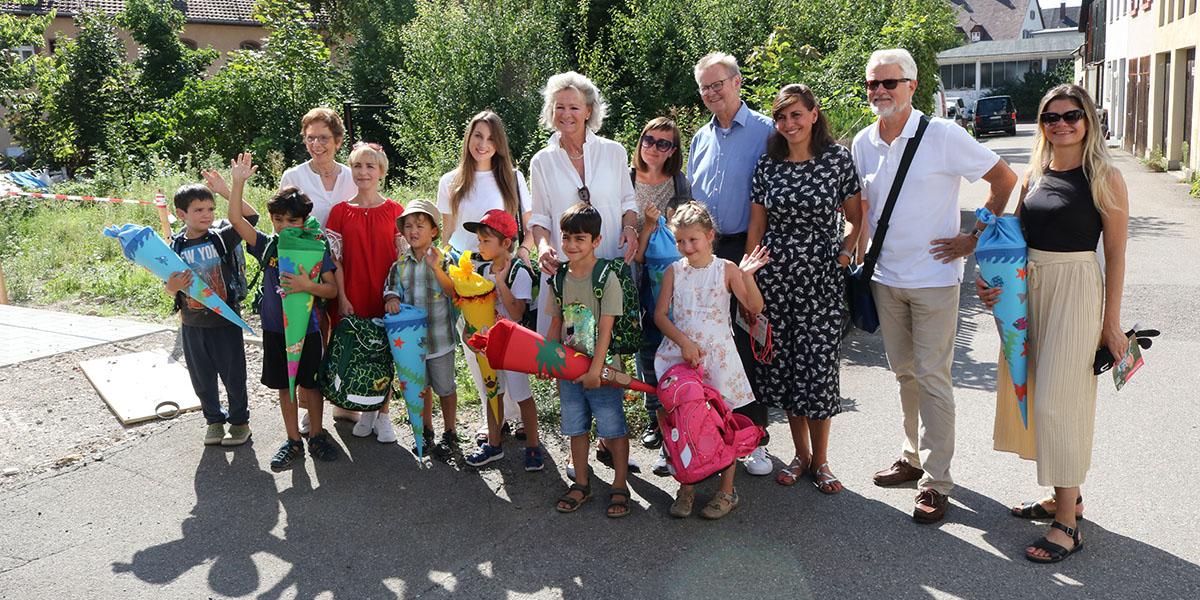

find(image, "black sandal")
[1025,521,1083,563]
[556,483,592,513]
[607,488,632,519]
[1013,494,1083,519]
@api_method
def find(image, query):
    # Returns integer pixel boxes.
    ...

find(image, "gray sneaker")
[222,424,252,446]
[204,423,225,445]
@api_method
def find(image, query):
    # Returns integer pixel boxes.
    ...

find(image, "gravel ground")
[0,327,281,488]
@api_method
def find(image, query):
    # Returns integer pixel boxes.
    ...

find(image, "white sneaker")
[744,446,772,476]
[374,413,397,443]
[298,411,310,435]
[352,410,378,437]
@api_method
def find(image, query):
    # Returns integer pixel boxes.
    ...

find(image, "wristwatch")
[971,228,983,239]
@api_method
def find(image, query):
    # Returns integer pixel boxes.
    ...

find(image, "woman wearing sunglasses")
[528,71,639,336]
[978,84,1129,563]
[628,117,692,469]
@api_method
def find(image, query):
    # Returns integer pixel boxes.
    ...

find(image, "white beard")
[870,99,910,118]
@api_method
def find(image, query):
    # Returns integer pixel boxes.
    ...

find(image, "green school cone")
[277,218,328,402]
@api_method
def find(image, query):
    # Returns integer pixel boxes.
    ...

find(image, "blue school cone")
[383,306,429,457]
[973,208,1029,428]
[103,224,254,335]
[643,215,682,316]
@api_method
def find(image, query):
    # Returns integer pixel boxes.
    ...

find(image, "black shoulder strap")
[629,167,637,187]
[672,172,689,198]
[862,115,930,279]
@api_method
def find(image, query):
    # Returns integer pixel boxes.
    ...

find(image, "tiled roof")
[948,0,1031,42]
[1,1,258,24]
[1041,5,1081,28]
[937,31,1084,60]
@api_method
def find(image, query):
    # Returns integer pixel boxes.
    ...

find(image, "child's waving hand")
[230,153,258,183]
[739,245,769,276]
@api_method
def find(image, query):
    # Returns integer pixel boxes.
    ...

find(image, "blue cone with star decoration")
[383,306,429,457]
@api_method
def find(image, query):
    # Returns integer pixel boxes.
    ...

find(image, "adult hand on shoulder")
[975,275,1001,309]
[930,232,976,263]
[539,242,561,275]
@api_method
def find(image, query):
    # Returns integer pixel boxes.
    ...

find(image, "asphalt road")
[3,124,1198,599]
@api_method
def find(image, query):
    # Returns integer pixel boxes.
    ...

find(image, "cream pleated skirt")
[993,249,1103,487]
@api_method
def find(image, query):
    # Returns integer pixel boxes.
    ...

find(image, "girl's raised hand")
[644,202,661,223]
[229,153,258,182]
[739,245,769,275]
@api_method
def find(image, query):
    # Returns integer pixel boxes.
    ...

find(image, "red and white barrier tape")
[3,190,164,206]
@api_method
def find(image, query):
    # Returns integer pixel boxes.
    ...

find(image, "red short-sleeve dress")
[324,199,405,327]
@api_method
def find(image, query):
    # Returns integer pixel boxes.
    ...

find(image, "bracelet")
[839,250,853,260]
[623,225,637,233]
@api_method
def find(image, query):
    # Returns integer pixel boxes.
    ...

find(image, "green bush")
[386,0,571,185]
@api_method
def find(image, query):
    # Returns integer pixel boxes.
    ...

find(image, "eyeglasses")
[303,135,333,144]
[864,78,911,91]
[353,141,383,151]
[698,77,731,96]
[578,185,590,204]
[640,135,676,152]
[1039,109,1085,125]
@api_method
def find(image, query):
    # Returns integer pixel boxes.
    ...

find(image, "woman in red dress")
[324,142,406,443]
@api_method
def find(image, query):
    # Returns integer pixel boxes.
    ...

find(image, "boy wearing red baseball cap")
[462,209,543,470]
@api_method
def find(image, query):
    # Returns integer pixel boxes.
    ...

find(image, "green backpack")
[318,315,394,411]
[551,258,643,355]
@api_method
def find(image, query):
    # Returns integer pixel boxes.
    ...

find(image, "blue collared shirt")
[687,101,775,235]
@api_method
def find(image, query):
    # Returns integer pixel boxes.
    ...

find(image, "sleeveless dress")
[324,199,406,327]
[654,257,753,409]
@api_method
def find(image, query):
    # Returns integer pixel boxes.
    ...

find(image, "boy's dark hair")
[560,202,601,239]
[475,223,513,250]
[268,186,313,219]
[173,183,214,211]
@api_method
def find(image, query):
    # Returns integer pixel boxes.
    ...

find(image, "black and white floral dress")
[751,144,860,419]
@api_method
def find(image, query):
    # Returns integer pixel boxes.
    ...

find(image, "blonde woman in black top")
[977,84,1129,563]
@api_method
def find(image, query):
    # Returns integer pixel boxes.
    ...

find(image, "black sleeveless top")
[1019,166,1103,252]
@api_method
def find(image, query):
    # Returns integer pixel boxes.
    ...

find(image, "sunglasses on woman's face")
[864,78,910,91]
[1039,109,1085,125]
[640,135,675,152]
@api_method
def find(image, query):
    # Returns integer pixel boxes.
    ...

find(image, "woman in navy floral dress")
[747,84,864,494]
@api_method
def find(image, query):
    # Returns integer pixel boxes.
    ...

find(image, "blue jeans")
[181,324,249,426]
[559,380,627,439]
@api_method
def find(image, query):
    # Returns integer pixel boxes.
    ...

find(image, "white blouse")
[528,130,637,263]
[436,168,531,253]
[279,161,357,228]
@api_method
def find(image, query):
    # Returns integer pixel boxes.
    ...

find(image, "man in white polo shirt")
[852,49,1016,524]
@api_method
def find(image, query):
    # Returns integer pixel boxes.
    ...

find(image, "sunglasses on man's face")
[640,135,676,152]
[864,78,911,91]
[1039,109,1085,125]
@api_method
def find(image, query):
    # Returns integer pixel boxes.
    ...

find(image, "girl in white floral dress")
[653,201,769,519]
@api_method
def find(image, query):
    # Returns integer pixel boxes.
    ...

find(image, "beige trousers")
[872,282,960,495]
[993,250,1102,487]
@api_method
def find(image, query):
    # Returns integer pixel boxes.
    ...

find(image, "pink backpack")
[656,363,764,484]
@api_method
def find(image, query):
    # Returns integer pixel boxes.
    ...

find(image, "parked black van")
[972,95,1016,138]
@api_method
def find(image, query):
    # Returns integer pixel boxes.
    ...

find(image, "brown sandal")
[699,489,740,520]
[670,487,695,518]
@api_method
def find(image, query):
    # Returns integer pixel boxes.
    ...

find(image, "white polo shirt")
[852,109,999,288]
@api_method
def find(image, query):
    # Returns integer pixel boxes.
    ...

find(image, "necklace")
[310,162,339,177]
[564,147,584,160]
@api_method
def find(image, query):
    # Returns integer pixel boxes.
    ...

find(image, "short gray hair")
[866,49,918,80]
[539,71,607,132]
[693,52,741,83]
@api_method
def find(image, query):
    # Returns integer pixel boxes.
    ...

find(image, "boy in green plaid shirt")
[383,198,460,458]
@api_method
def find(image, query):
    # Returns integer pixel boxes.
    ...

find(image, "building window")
[180,38,198,51]
[239,40,262,51]
[970,30,981,42]
[15,45,36,62]
[1030,10,1037,19]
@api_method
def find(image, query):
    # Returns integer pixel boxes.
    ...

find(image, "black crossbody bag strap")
[861,115,930,279]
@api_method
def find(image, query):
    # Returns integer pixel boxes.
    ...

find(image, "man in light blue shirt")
[687,52,776,477]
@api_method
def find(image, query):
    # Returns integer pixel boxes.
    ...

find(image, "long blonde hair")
[449,111,521,220]
[1028,84,1121,215]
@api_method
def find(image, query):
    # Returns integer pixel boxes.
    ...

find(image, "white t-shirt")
[436,169,531,253]
[479,261,533,320]
[852,110,1000,288]
[279,161,357,228]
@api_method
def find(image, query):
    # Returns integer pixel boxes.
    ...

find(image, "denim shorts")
[559,380,628,439]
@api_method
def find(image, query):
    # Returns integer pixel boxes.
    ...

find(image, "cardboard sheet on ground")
[81,349,201,424]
